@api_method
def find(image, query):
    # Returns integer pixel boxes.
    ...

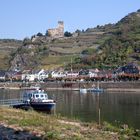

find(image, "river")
[0,89,140,129]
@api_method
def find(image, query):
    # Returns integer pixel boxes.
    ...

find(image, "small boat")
[80,82,104,93]
[88,81,104,93]
[79,88,87,93]
[80,87,103,93]
[87,88,104,93]
[12,89,56,112]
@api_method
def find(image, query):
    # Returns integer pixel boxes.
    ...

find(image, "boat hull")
[12,102,55,112]
[30,102,56,111]
[88,88,104,92]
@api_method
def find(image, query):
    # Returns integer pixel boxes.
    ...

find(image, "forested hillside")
[78,9,140,69]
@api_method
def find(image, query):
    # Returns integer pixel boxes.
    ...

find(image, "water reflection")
[0,89,140,129]
[48,90,140,129]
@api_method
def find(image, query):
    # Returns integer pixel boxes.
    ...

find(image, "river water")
[0,89,140,129]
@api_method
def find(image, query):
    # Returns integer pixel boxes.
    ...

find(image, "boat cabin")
[23,90,48,103]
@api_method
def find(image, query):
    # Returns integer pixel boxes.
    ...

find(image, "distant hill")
[1,9,140,70]
[77,9,140,69]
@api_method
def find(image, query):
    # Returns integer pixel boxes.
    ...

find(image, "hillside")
[96,9,140,68]
[9,29,105,70]
[0,39,22,70]
[1,9,140,70]
[71,10,140,69]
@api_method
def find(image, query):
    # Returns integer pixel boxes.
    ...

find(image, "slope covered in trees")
[77,9,140,69]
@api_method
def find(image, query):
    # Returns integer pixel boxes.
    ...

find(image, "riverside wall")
[0,81,140,91]
[43,81,140,89]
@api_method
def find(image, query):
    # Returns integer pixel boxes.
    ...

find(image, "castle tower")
[58,21,64,29]
[57,21,64,37]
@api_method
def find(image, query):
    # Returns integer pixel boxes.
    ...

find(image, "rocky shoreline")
[0,123,42,140]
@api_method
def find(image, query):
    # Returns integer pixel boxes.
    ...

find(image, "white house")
[22,69,48,82]
[88,69,99,78]
[51,71,66,78]
[22,73,35,82]
[88,72,98,78]
[66,71,79,78]
[37,69,49,81]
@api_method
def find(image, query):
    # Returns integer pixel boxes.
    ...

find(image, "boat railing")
[0,99,23,106]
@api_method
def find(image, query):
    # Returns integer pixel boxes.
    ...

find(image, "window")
[36,95,39,98]
[41,95,44,98]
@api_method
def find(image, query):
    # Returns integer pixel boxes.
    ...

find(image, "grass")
[0,106,126,140]
[39,55,78,69]
[0,107,139,139]
[102,122,140,140]
[49,46,87,54]
[0,52,10,70]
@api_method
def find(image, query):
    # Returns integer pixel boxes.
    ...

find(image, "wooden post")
[98,108,101,126]
[98,92,101,126]
[79,80,80,90]
[53,104,56,115]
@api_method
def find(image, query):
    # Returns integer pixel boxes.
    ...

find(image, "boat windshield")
[23,89,48,100]
[33,93,48,100]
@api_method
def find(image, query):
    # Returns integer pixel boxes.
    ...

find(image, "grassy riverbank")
[0,107,139,140]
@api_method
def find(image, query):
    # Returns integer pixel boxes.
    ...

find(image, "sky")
[0,0,140,40]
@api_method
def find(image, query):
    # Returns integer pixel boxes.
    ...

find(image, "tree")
[75,29,81,34]
[37,32,43,36]
[23,37,32,46]
[64,31,72,37]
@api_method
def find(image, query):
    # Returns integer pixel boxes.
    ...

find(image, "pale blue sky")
[0,0,140,40]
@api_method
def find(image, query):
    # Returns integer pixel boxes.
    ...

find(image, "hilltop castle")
[47,21,64,38]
